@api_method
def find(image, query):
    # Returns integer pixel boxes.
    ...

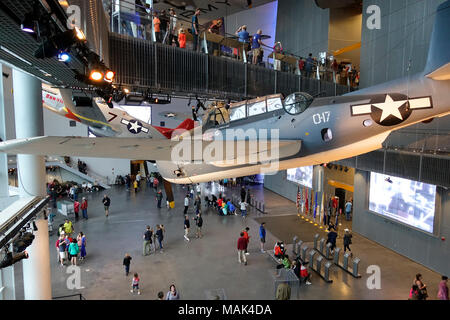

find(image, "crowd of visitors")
[48,172,448,300]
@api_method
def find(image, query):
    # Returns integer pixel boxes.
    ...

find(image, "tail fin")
[153,118,195,139]
[175,118,195,131]
[425,1,450,80]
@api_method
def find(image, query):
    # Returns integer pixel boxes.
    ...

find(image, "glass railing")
[109,32,354,99]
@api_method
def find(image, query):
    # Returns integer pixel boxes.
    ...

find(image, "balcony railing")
[109,32,354,99]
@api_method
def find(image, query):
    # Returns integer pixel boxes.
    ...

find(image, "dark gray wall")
[360,0,446,88]
[264,170,299,203]
[353,169,450,275]
[275,0,330,58]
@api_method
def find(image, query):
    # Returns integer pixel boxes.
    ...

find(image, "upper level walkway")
[108,33,354,100]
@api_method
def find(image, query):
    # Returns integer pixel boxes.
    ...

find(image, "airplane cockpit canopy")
[203,92,314,130]
[283,92,314,115]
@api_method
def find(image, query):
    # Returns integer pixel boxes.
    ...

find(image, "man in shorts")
[251,29,264,65]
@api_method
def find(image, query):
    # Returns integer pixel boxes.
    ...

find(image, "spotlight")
[123,88,130,94]
[89,70,104,81]
[104,70,115,82]
[74,26,86,41]
[57,52,70,62]
[34,27,86,59]
[344,167,349,173]
[112,90,125,103]
[32,221,38,231]
[21,12,36,33]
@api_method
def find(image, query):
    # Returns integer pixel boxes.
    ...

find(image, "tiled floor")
[14,182,443,300]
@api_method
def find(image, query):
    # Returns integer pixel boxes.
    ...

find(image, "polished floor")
[14,182,442,300]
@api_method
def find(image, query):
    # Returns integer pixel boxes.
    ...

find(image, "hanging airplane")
[1,1,449,187]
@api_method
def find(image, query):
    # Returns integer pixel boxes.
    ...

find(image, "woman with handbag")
[414,273,428,300]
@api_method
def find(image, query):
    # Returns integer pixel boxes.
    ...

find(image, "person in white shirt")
[168,8,179,46]
[87,182,93,192]
[183,194,190,215]
[69,186,75,200]
[136,172,141,185]
[239,201,248,218]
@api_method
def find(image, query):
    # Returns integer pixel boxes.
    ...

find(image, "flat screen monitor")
[369,172,436,233]
[287,166,313,188]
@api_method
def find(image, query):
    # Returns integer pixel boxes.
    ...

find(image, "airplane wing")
[0,136,301,163]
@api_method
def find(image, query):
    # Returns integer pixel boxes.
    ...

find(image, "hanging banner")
[305,188,309,215]
[320,192,325,224]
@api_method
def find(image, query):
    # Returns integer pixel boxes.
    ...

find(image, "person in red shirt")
[178,28,186,49]
[73,200,80,220]
[153,12,161,42]
[243,227,250,255]
[274,242,284,259]
[81,197,88,219]
[237,232,248,265]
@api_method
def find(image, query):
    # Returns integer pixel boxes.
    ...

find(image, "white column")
[12,69,51,300]
[0,244,16,300]
[0,64,9,197]
[21,219,51,300]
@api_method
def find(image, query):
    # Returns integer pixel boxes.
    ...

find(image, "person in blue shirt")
[345,198,353,221]
[227,200,235,215]
[305,53,315,78]
[235,25,249,61]
[191,8,200,51]
[259,222,266,253]
[251,29,264,65]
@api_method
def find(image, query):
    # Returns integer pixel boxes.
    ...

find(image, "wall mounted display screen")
[369,172,436,233]
[287,166,313,188]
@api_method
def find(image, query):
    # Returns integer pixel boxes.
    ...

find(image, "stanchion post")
[325,243,332,259]
[319,238,325,254]
[301,246,308,262]
[333,247,341,265]
[343,252,350,270]
[324,262,332,282]
[352,257,362,278]
[313,234,319,250]
[308,250,316,269]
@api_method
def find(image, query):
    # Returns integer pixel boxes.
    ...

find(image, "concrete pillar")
[12,69,51,300]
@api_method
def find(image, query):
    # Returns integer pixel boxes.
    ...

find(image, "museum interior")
[0,0,449,301]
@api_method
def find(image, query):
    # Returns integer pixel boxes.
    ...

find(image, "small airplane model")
[1,1,449,188]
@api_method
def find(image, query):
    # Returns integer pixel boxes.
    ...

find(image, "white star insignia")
[129,121,141,133]
[372,95,407,122]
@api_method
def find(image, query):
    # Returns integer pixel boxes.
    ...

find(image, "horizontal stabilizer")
[426,62,450,80]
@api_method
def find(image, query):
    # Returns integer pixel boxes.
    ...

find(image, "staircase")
[46,161,110,190]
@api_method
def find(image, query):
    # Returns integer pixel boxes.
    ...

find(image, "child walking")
[130,273,141,295]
